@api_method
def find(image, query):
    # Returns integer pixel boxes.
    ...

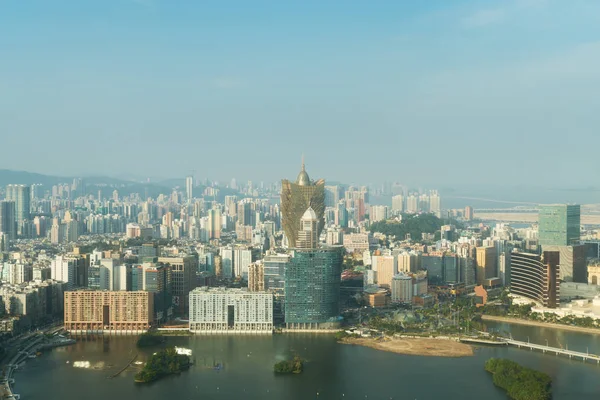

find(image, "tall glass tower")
[538,204,580,246]
[284,246,343,329]
[280,160,325,248]
[6,184,31,235]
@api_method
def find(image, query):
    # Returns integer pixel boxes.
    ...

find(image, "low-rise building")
[64,290,153,334]
[189,287,273,334]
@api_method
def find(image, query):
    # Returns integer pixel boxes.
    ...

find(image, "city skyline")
[2,1,600,185]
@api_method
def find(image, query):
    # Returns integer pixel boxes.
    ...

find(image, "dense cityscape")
[3,0,600,399]
[0,162,599,398]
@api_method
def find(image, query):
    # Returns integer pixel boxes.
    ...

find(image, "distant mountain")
[0,169,70,187]
[0,169,173,198]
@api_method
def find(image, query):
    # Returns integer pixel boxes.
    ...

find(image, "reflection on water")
[15,331,600,400]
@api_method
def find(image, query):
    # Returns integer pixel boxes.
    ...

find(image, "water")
[14,326,600,400]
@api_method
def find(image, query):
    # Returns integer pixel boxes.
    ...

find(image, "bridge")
[502,338,600,364]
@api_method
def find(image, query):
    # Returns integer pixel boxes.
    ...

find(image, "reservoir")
[14,323,600,399]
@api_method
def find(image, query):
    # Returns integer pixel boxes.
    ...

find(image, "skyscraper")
[296,208,319,249]
[285,245,343,329]
[6,184,31,234]
[0,200,16,241]
[208,208,221,239]
[429,190,441,217]
[476,246,497,285]
[186,176,194,203]
[391,195,404,214]
[280,160,325,248]
[284,206,343,329]
[158,256,196,315]
[510,251,560,308]
[538,204,580,246]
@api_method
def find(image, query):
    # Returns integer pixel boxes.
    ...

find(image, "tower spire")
[301,154,305,171]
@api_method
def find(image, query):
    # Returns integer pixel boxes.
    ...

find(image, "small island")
[136,332,166,348]
[336,331,474,358]
[274,356,304,374]
[485,358,552,400]
[135,347,191,383]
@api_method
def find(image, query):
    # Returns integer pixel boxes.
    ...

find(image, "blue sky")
[1,0,599,186]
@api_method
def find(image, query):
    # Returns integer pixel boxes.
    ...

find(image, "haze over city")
[2,0,600,185]
[3,1,600,400]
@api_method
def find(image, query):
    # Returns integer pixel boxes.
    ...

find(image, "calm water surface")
[14,323,600,400]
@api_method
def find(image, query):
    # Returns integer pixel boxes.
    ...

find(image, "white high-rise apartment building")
[391,273,413,303]
[370,205,388,222]
[429,190,441,217]
[189,287,273,334]
[406,194,418,214]
[233,247,252,280]
[186,176,194,203]
[220,247,234,279]
[391,195,404,214]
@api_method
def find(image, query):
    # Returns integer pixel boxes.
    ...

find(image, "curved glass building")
[510,251,560,308]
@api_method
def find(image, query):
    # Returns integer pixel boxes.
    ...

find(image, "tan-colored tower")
[281,159,325,248]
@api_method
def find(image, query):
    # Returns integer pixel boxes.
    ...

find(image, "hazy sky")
[1,0,599,186]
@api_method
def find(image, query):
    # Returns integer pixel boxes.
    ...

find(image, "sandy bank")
[339,337,473,357]
[481,315,600,334]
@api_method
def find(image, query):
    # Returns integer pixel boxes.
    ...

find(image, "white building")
[220,247,234,279]
[189,287,273,334]
[391,273,413,303]
[370,205,388,222]
[391,195,404,214]
[233,247,252,280]
[50,255,82,289]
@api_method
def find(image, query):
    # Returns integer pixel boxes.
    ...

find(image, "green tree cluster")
[485,358,552,400]
[135,347,190,383]
[368,214,443,242]
[273,356,303,374]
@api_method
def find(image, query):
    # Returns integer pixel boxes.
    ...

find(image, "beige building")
[343,233,371,253]
[372,255,397,288]
[397,252,420,273]
[588,264,600,286]
[64,290,153,333]
[476,247,497,285]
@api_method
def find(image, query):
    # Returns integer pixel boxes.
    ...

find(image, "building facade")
[538,204,580,246]
[280,161,325,248]
[64,290,154,333]
[391,273,413,303]
[284,246,343,329]
[157,256,196,315]
[510,251,560,308]
[189,287,273,334]
[0,200,16,241]
[6,184,31,235]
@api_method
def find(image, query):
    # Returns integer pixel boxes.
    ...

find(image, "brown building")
[64,290,153,333]
[366,292,387,307]
[510,250,560,308]
[248,261,265,292]
[464,206,473,221]
[476,247,497,285]
[158,256,196,314]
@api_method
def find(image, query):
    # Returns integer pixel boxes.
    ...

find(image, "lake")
[14,323,600,399]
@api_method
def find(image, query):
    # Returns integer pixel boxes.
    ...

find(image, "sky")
[1,0,600,187]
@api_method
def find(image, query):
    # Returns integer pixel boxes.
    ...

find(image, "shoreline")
[482,315,600,334]
[339,336,474,357]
